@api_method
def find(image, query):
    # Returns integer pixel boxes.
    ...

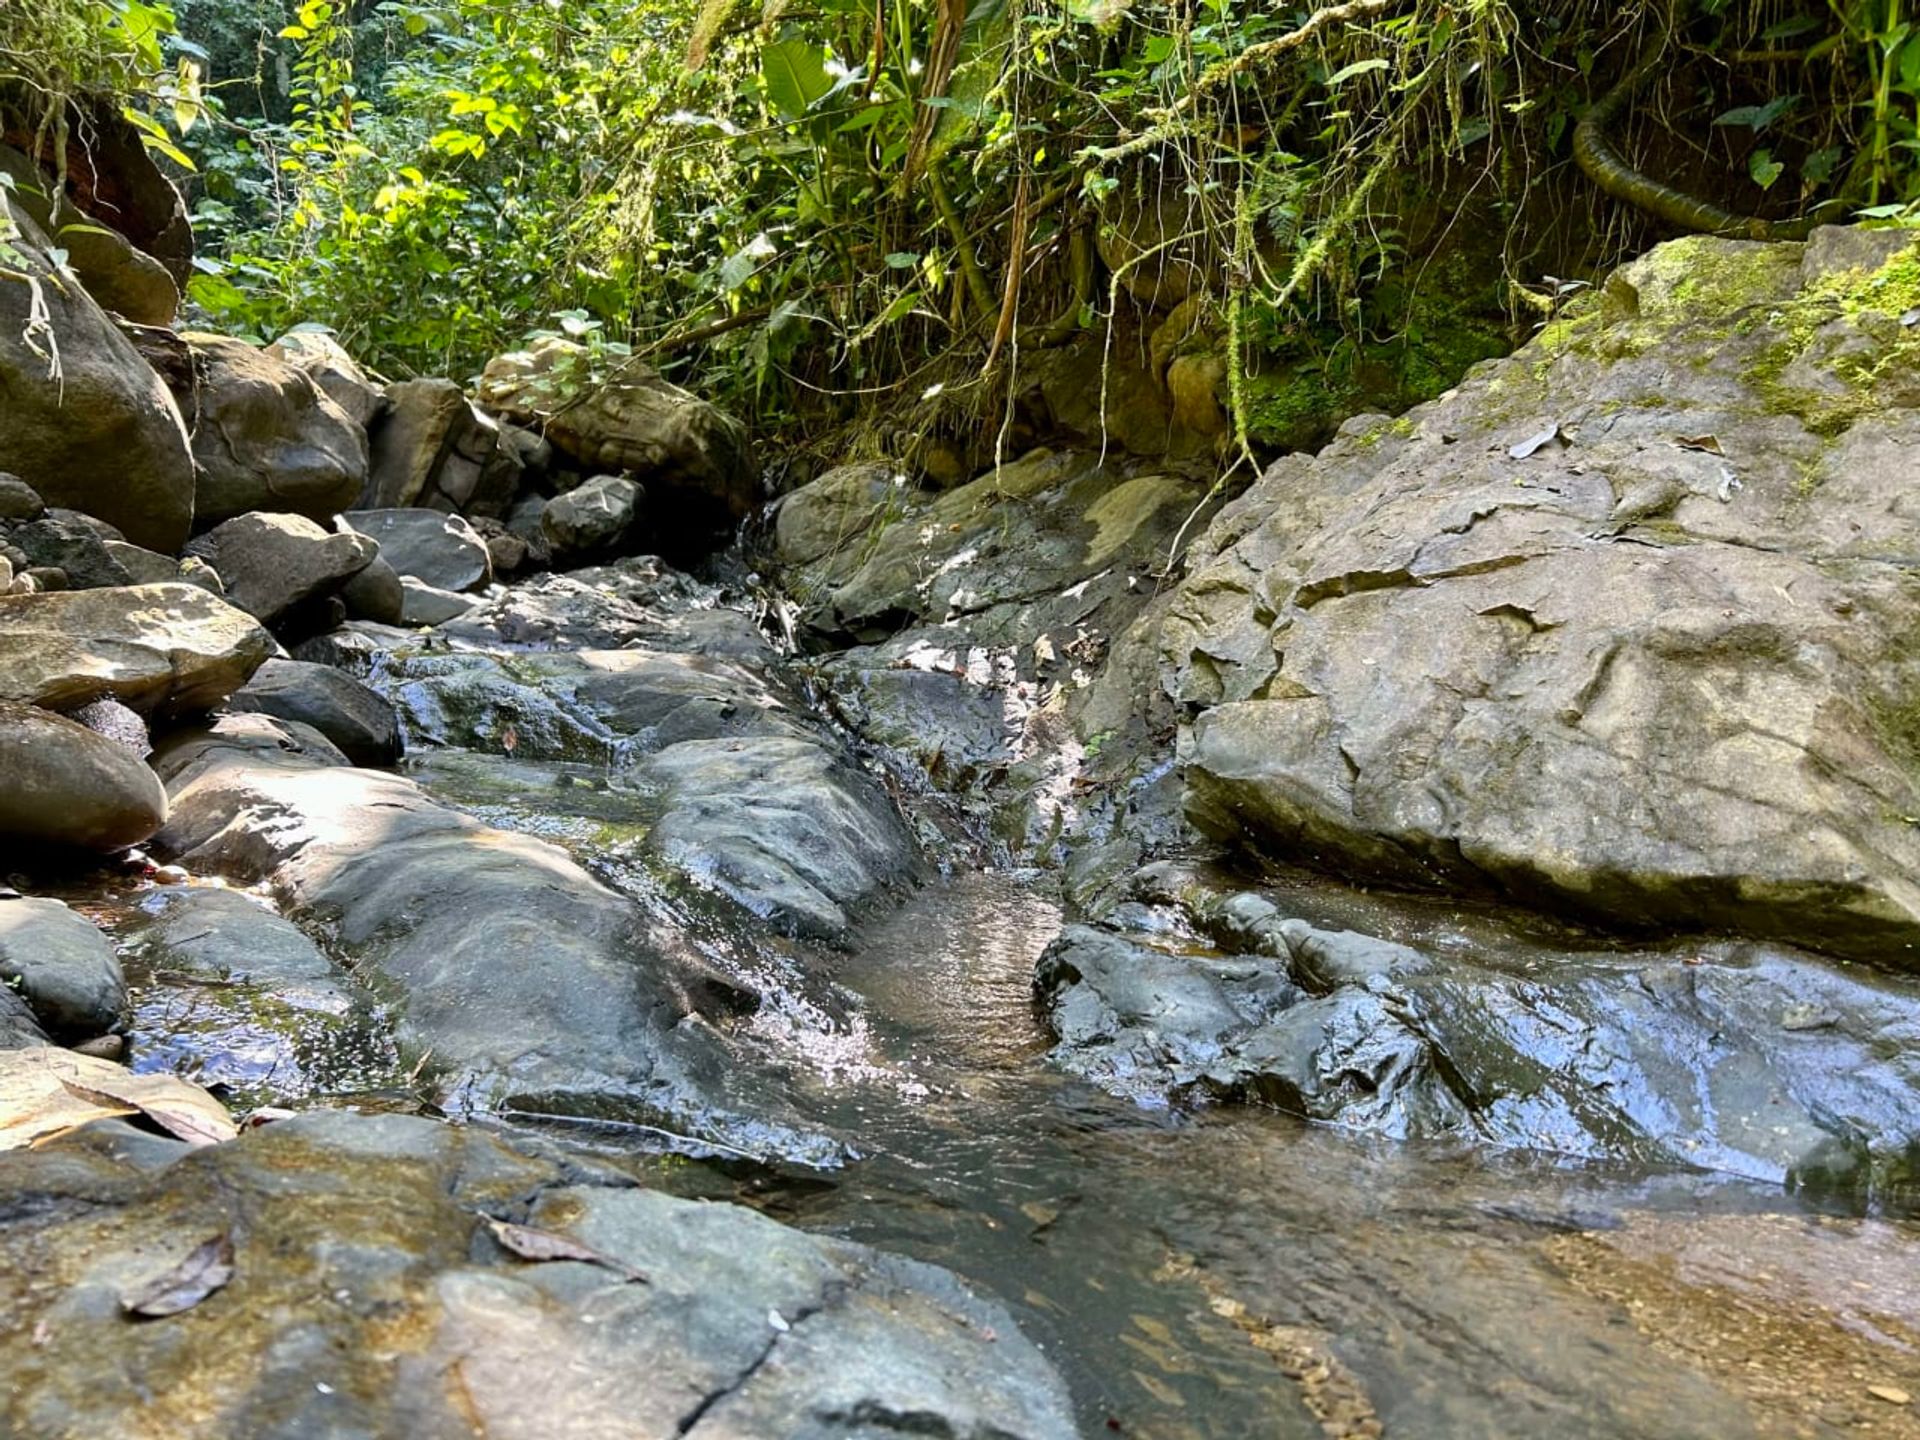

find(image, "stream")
[88,753,1920,1440]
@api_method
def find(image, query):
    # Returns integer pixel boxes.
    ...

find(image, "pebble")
[1868,1385,1912,1406]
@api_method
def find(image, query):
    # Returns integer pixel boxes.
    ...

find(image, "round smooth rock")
[0,701,167,851]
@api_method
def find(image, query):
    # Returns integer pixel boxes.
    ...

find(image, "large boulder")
[0,583,272,716]
[363,378,520,516]
[0,702,167,852]
[637,737,915,944]
[367,595,916,941]
[20,99,194,285]
[773,461,900,567]
[1158,227,1920,964]
[263,328,384,429]
[777,448,1217,856]
[478,339,754,540]
[342,507,492,591]
[184,512,377,624]
[0,897,126,1038]
[339,553,406,624]
[227,658,401,765]
[0,145,177,325]
[0,1110,1077,1439]
[541,474,639,558]
[184,333,368,527]
[0,195,195,551]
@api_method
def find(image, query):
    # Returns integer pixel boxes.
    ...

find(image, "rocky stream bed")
[1,147,1919,1439]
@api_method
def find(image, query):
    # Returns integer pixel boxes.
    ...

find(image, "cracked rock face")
[1158,227,1920,962]
[0,1110,1078,1440]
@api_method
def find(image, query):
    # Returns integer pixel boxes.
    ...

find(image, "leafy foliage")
[18,0,1920,456]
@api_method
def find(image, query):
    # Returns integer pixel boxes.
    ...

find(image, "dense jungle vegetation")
[6,0,1920,461]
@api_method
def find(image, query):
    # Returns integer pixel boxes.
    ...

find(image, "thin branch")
[1086,0,1402,166]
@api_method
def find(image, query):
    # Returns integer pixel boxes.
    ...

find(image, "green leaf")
[720,232,777,291]
[188,272,248,311]
[1714,95,1797,131]
[1324,57,1389,87]
[1750,148,1784,190]
[761,39,833,120]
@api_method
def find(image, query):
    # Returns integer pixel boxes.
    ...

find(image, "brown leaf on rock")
[0,1049,235,1151]
[1674,434,1726,455]
[479,1215,649,1283]
[121,1233,235,1318]
[55,1067,237,1147]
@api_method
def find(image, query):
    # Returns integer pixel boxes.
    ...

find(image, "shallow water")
[751,871,1920,1440]
[66,732,1919,1438]
[389,757,1920,1440]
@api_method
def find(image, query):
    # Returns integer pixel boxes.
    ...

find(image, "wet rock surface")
[147,712,842,1161]
[1039,868,1920,1193]
[0,1110,1078,1440]
[777,447,1216,854]
[364,556,917,939]
[108,885,399,1106]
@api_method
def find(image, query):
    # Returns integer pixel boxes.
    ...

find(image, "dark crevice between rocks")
[674,1291,836,1436]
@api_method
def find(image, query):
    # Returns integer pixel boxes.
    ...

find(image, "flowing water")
[75,743,1920,1439]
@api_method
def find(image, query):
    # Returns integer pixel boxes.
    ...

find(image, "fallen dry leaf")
[479,1215,648,1283]
[0,1049,235,1151]
[1674,434,1726,455]
[122,1233,234,1319]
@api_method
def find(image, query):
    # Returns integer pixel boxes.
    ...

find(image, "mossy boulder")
[1155,225,1920,965]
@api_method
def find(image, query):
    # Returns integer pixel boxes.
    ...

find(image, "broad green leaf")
[720,232,778,290]
[761,39,833,120]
